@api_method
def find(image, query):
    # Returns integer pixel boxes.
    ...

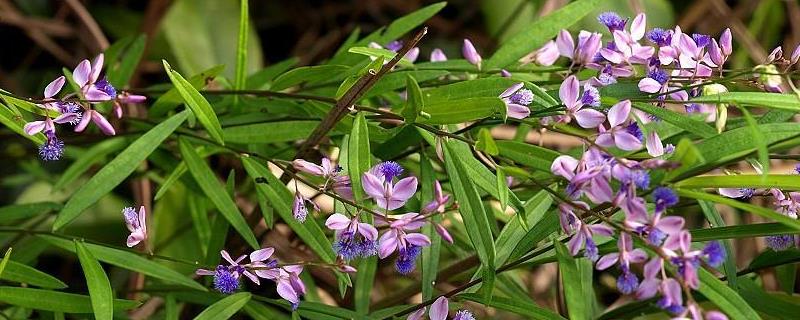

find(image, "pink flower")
[326,213,378,260]
[379,213,431,274]
[123,206,147,247]
[556,75,606,128]
[362,162,417,211]
[73,54,113,102]
[595,100,643,151]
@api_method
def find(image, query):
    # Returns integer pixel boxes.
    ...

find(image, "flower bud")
[720,28,732,56]
[462,39,482,67]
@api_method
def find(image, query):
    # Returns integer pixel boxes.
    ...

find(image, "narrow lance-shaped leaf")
[39,235,206,291]
[1,260,67,289]
[193,292,251,320]
[0,286,139,313]
[677,189,800,231]
[696,269,761,320]
[419,153,441,300]
[347,113,375,314]
[75,241,113,319]
[697,201,738,289]
[179,138,259,249]
[163,60,225,145]
[54,111,188,230]
[233,0,249,109]
[443,141,495,298]
[738,106,769,179]
[554,239,589,320]
[402,75,423,123]
[0,249,10,278]
[676,175,800,190]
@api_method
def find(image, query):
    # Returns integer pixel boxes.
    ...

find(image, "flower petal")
[613,131,642,151]
[574,109,606,128]
[325,213,351,230]
[250,248,275,262]
[556,29,575,58]
[429,296,449,320]
[362,172,385,199]
[44,76,65,98]
[293,159,325,175]
[607,100,631,127]
[23,121,46,135]
[91,111,116,135]
[559,75,580,108]
[637,78,662,94]
[90,54,104,83]
[73,60,91,87]
[595,253,619,270]
[405,233,431,247]
[630,13,646,41]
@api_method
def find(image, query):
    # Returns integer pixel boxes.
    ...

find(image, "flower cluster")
[197,249,308,310]
[23,54,145,161]
[295,159,454,275]
[538,12,741,319]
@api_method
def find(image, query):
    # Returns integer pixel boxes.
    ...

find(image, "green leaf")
[247,57,299,90]
[365,70,447,99]
[421,97,505,124]
[348,113,374,314]
[54,111,188,230]
[223,120,320,144]
[737,276,800,318]
[690,223,797,241]
[496,190,553,265]
[107,34,146,88]
[0,102,46,145]
[419,153,441,301]
[179,138,259,249]
[0,249,11,278]
[459,293,565,320]
[149,65,225,117]
[485,0,602,69]
[424,78,518,104]
[347,47,413,67]
[271,65,349,91]
[193,292,250,320]
[53,137,128,191]
[443,141,496,297]
[155,145,224,200]
[738,106,769,178]
[691,92,800,112]
[697,200,738,289]
[0,261,66,289]
[632,102,715,138]
[74,241,113,319]
[677,189,800,231]
[496,140,560,172]
[233,0,249,110]
[697,269,761,320]
[496,167,509,211]
[554,239,588,320]
[163,60,225,145]
[0,202,61,224]
[402,75,423,123]
[670,123,800,181]
[39,235,206,291]
[475,128,499,156]
[676,175,800,189]
[0,286,138,313]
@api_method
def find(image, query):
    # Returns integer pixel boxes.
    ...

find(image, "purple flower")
[211,266,239,294]
[691,34,711,49]
[718,188,755,199]
[656,278,685,314]
[430,48,447,62]
[123,206,147,247]
[362,162,417,210]
[292,192,318,223]
[596,100,643,151]
[625,189,683,246]
[73,54,114,102]
[38,135,64,161]
[581,84,601,107]
[326,213,378,260]
[720,28,732,56]
[531,40,560,66]
[293,157,340,179]
[596,233,648,294]
[453,310,475,320]
[647,28,673,47]
[558,75,606,128]
[385,40,403,52]
[765,235,795,251]
[702,241,725,267]
[379,213,431,273]
[197,248,276,292]
[557,30,603,66]
[551,148,614,204]
[597,12,627,31]
[462,39,482,67]
[653,187,679,212]
[499,83,532,119]
[260,265,306,310]
[422,180,451,214]
[39,76,67,111]
[663,231,702,289]
[74,109,116,135]
[559,203,613,261]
